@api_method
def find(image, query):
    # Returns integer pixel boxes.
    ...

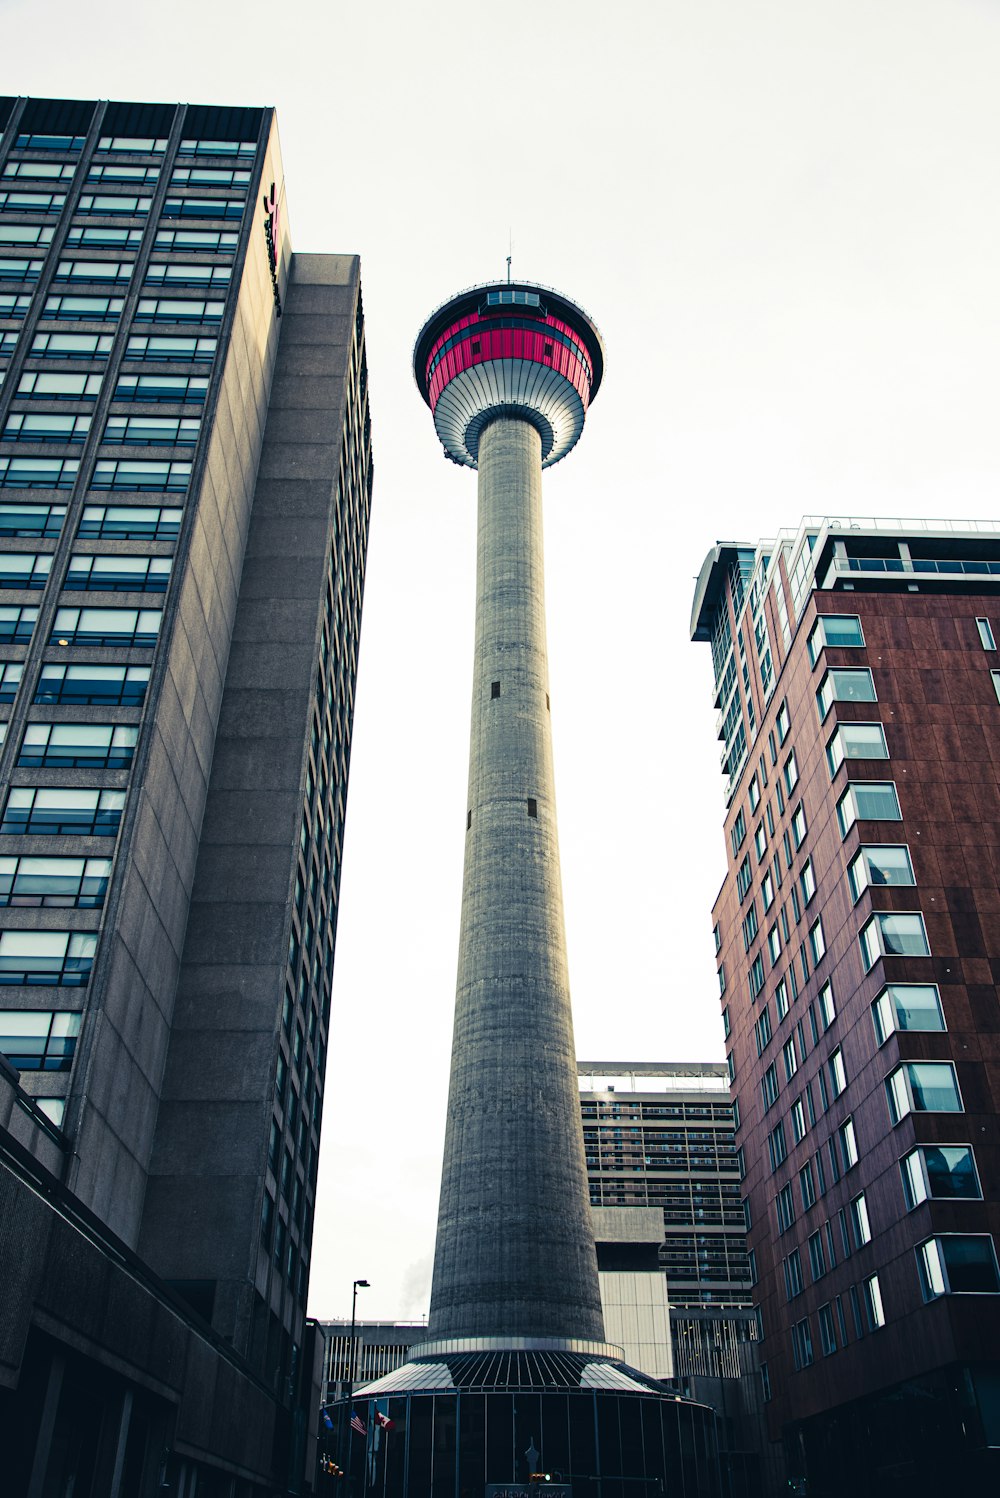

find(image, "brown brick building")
[691,519,1000,1498]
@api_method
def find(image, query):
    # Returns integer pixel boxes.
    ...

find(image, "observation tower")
[326,282,721,1495]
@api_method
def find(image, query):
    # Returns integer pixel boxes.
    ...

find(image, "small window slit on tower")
[491,681,500,699]
[545,693,550,710]
[527,798,538,818]
[467,810,472,830]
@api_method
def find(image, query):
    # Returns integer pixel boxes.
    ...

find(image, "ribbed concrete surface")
[427,416,604,1344]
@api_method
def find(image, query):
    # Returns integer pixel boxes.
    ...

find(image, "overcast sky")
[8,0,1000,1325]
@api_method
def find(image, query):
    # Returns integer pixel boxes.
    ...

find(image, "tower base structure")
[324,1351,722,1496]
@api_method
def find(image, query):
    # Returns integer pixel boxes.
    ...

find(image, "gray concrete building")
[0,94,372,1495]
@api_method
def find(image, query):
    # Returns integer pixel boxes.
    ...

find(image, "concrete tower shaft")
[426,415,605,1347]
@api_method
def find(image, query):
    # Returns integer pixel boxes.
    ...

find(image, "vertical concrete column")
[426,416,605,1345]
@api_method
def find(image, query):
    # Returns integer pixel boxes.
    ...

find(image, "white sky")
[7,0,1000,1325]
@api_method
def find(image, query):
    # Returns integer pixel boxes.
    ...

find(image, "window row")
[0,553,171,594]
[4,330,219,363]
[4,414,200,444]
[0,458,191,490]
[0,503,182,542]
[13,371,208,402]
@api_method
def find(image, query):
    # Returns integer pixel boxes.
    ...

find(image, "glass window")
[53,259,132,283]
[808,1228,825,1279]
[799,859,816,905]
[817,668,877,719]
[783,751,799,795]
[178,139,257,159]
[850,1192,872,1246]
[0,661,23,700]
[818,1302,837,1356]
[102,416,201,445]
[114,373,209,403]
[64,555,172,592]
[0,930,97,985]
[16,371,103,400]
[97,136,168,153]
[917,1236,1000,1298]
[90,460,190,492]
[0,257,44,281]
[18,723,138,769]
[792,1317,814,1368]
[791,803,807,848]
[776,1182,795,1232]
[0,459,79,491]
[78,505,182,542]
[0,606,38,644]
[754,1005,772,1056]
[125,334,217,361]
[782,1036,798,1082]
[848,844,914,901]
[749,953,764,997]
[976,618,995,650]
[767,924,782,965]
[736,854,752,899]
[0,1009,82,1068]
[762,869,775,910]
[827,721,888,775]
[775,977,789,1021]
[864,1273,886,1328]
[776,701,790,742]
[161,196,246,221]
[0,505,65,539]
[50,607,162,647]
[768,1120,786,1171]
[871,983,945,1044]
[43,292,124,319]
[861,912,930,970]
[761,1063,779,1111]
[0,855,111,909]
[134,296,226,323]
[801,1162,817,1213]
[809,917,826,965]
[741,901,758,951]
[829,1047,846,1098]
[784,1248,803,1298]
[901,1145,982,1209]
[748,773,760,812]
[34,664,150,706]
[154,228,239,253]
[0,224,55,248]
[755,822,767,862]
[791,1096,806,1142]
[838,781,902,834]
[886,1061,962,1123]
[817,981,836,1031]
[4,413,91,443]
[839,1117,859,1170]
[0,787,126,838]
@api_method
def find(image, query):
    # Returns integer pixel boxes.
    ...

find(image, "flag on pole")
[350,1411,367,1435]
[322,1408,333,1430]
[373,1407,394,1431]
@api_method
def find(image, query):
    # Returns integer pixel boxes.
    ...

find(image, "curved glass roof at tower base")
[323,1363,722,1498]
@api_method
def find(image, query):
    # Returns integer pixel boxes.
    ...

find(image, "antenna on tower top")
[506,231,512,284]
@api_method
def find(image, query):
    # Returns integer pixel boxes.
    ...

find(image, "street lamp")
[345,1278,370,1407]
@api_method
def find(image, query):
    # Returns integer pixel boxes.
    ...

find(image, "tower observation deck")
[324,281,722,1495]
